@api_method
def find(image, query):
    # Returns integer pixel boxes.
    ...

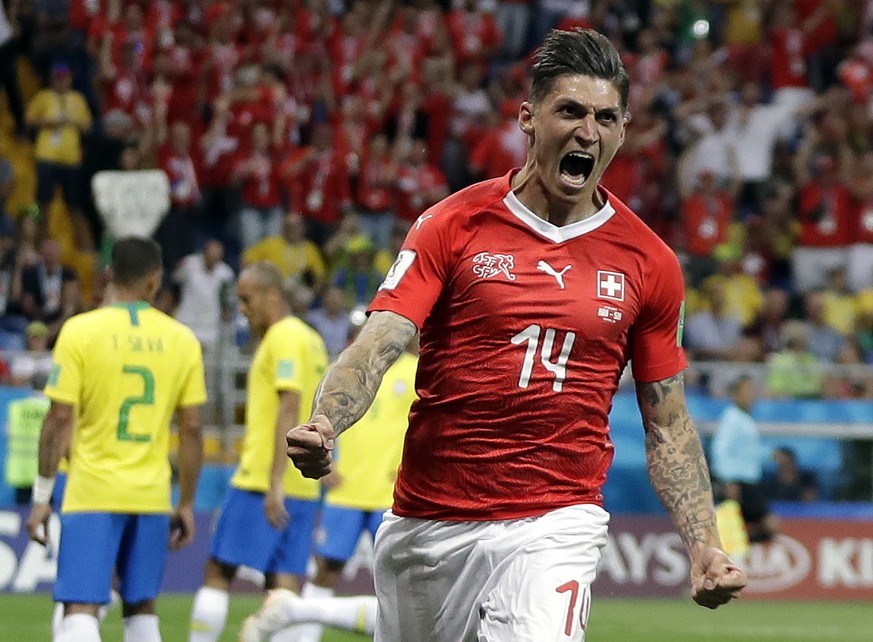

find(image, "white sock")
[288,595,377,635]
[291,584,334,642]
[189,587,229,642]
[123,614,161,642]
[54,592,116,638]
[271,627,301,642]
[55,613,101,642]
[52,603,64,639]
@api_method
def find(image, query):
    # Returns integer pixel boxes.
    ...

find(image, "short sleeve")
[368,207,454,329]
[44,322,83,406]
[178,334,207,407]
[629,249,688,383]
[270,327,306,394]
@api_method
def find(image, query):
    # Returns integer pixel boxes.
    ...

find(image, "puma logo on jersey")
[472,251,516,281]
[537,260,572,289]
[415,213,434,229]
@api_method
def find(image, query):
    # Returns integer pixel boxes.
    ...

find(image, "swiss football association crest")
[597,270,625,301]
[472,251,517,281]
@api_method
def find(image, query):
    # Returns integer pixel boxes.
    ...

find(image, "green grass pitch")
[1,594,871,641]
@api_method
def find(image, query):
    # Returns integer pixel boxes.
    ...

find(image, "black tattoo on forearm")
[312,311,417,436]
[636,374,720,553]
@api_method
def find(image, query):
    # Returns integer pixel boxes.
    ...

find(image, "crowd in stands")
[1,0,873,401]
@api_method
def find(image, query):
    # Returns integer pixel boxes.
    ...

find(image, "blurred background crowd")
[0,0,872,403]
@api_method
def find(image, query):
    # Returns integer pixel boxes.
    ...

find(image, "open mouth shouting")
[559,151,596,190]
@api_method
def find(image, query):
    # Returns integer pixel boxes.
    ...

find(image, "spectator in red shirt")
[793,154,856,292]
[837,40,873,107]
[97,38,152,127]
[356,132,398,250]
[151,19,205,130]
[202,3,244,102]
[199,93,243,259]
[767,1,832,107]
[468,100,527,181]
[233,122,283,250]
[155,120,203,274]
[334,93,372,186]
[681,170,738,286]
[444,63,491,190]
[445,0,502,73]
[395,138,449,224]
[282,122,353,246]
[328,5,370,98]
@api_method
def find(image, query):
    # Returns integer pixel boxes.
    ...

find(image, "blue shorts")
[210,487,319,575]
[52,472,67,510]
[315,505,386,562]
[54,512,170,605]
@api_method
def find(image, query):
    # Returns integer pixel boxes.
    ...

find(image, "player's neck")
[107,287,151,305]
[511,166,603,226]
[266,306,290,328]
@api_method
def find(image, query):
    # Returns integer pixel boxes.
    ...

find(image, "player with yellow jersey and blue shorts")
[240,337,418,642]
[26,237,206,642]
[188,261,328,642]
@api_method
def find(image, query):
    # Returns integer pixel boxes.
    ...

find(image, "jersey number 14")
[511,324,576,392]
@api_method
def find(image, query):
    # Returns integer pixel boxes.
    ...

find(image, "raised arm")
[635,373,747,608]
[286,310,417,478]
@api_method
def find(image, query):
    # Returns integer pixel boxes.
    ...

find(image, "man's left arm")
[265,390,300,528]
[636,374,748,608]
[170,404,203,550]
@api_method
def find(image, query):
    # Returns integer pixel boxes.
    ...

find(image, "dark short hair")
[530,28,630,110]
[111,237,163,286]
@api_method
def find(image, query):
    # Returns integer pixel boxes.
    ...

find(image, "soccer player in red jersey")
[265,28,746,642]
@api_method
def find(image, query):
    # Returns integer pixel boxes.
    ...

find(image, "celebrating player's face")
[522,74,626,202]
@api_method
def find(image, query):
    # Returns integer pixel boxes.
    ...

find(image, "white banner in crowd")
[91,170,171,239]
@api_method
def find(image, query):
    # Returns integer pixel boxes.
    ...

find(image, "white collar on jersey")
[502,189,616,243]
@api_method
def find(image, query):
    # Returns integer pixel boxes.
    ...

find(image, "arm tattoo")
[312,311,417,436]
[636,374,721,554]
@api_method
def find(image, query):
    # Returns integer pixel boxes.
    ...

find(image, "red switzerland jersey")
[369,173,687,520]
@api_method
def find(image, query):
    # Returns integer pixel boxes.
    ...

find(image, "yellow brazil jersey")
[242,237,327,284]
[46,302,206,513]
[231,316,328,499]
[326,352,418,511]
[26,89,92,166]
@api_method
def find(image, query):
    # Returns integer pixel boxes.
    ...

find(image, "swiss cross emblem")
[597,271,625,301]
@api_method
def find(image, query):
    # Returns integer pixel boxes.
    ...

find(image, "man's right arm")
[287,310,417,479]
[26,401,74,545]
[311,310,417,437]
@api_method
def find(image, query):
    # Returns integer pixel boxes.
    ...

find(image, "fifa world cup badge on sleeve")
[380,250,417,291]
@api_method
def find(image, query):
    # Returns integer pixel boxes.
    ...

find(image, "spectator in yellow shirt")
[242,211,326,291]
[821,266,857,336]
[25,62,93,250]
[701,246,764,328]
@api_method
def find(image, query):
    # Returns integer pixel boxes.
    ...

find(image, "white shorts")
[372,503,610,642]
